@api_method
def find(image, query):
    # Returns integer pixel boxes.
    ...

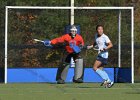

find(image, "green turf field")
[0,83,140,100]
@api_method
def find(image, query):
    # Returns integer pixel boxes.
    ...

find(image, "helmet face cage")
[70,25,77,33]
[70,26,77,38]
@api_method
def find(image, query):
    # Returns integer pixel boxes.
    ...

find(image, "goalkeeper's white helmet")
[70,25,77,32]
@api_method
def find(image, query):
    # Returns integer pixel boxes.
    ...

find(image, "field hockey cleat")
[101,80,114,88]
[100,80,108,86]
[57,79,65,84]
[107,81,114,88]
[73,78,83,83]
[104,81,114,88]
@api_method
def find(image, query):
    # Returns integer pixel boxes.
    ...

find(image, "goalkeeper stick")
[34,39,44,43]
[34,38,53,48]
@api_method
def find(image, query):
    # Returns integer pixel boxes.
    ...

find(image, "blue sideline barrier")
[114,68,131,83]
[0,68,4,82]
[7,68,114,83]
[4,67,131,83]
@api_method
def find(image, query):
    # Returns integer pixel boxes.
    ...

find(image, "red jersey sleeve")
[50,35,66,45]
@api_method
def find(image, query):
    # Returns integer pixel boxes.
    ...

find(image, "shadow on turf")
[76,86,99,88]
[48,83,100,88]
[126,92,140,94]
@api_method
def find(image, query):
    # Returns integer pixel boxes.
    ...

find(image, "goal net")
[5,6,134,83]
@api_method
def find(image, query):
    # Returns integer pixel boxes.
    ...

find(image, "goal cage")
[5,6,134,84]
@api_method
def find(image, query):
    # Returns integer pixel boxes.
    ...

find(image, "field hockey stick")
[93,45,101,51]
[93,47,106,52]
[93,47,99,51]
[86,45,99,51]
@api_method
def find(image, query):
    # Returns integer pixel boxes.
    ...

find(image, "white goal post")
[5,6,134,84]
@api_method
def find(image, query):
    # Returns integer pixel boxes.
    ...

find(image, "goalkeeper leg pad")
[73,58,84,83]
[56,63,70,83]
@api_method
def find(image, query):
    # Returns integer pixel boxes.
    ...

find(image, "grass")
[0,83,140,100]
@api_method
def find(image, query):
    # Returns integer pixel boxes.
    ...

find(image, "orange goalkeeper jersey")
[51,33,84,53]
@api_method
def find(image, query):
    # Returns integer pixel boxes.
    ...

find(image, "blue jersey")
[95,33,111,59]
